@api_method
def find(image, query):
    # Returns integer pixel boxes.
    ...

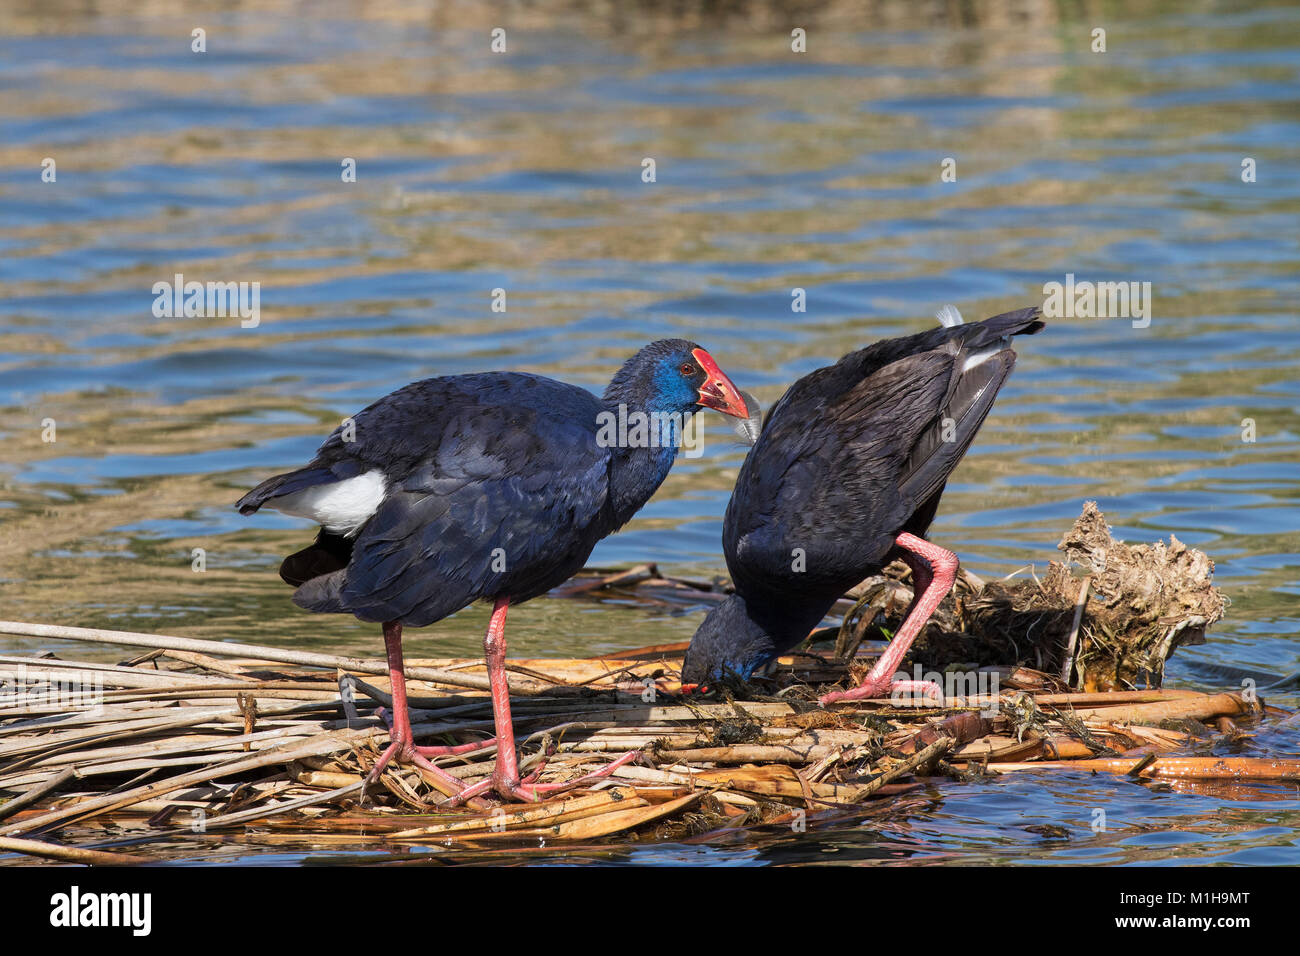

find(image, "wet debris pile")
[0,502,1269,865]
[0,620,1290,865]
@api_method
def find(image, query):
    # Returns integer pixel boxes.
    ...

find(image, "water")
[1,0,1298,864]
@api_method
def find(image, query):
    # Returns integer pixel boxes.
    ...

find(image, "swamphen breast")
[238,340,748,802]
[682,306,1044,704]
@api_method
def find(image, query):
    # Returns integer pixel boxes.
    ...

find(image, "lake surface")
[1,0,1297,864]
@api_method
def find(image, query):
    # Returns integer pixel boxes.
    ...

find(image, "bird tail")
[235,465,337,515]
[978,304,1045,337]
[936,303,1044,343]
[943,304,1043,371]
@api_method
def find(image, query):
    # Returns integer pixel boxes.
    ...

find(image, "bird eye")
[680,363,696,376]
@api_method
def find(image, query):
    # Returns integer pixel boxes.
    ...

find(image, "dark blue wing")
[237,372,594,514]
[292,401,612,626]
[726,349,954,593]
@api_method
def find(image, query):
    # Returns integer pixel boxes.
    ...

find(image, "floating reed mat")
[0,617,1292,865]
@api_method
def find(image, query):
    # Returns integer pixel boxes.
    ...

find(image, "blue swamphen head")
[604,339,749,420]
[680,594,778,691]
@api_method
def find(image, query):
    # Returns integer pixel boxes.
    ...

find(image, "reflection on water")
[1,0,1298,863]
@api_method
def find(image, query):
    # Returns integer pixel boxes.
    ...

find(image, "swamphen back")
[243,374,638,626]
[683,306,1044,703]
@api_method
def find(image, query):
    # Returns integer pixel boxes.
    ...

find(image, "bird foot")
[375,706,498,759]
[367,737,465,789]
[447,749,642,806]
[367,731,503,813]
[820,678,944,707]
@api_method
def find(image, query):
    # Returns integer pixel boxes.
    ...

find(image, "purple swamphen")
[681,306,1044,704]
[238,340,748,801]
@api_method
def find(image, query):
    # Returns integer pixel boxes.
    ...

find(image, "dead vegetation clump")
[886,503,1226,691]
[1054,501,1225,689]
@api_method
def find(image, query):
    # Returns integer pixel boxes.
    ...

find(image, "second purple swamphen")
[237,340,748,802]
[682,306,1044,704]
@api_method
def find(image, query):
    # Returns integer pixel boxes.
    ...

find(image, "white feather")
[935,304,964,328]
[961,346,1003,372]
[272,470,387,535]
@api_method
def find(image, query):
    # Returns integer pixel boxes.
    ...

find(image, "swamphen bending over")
[681,306,1044,705]
[238,341,748,801]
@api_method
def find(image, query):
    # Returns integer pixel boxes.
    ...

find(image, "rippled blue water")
[1,0,1297,864]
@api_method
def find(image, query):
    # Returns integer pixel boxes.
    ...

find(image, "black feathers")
[279,529,354,588]
[714,306,1043,662]
[238,341,733,630]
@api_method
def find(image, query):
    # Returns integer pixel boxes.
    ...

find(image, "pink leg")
[898,550,932,622]
[448,597,640,805]
[821,533,955,706]
[367,621,476,799]
[374,707,496,759]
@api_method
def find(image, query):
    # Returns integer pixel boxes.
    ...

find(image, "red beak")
[691,348,749,419]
